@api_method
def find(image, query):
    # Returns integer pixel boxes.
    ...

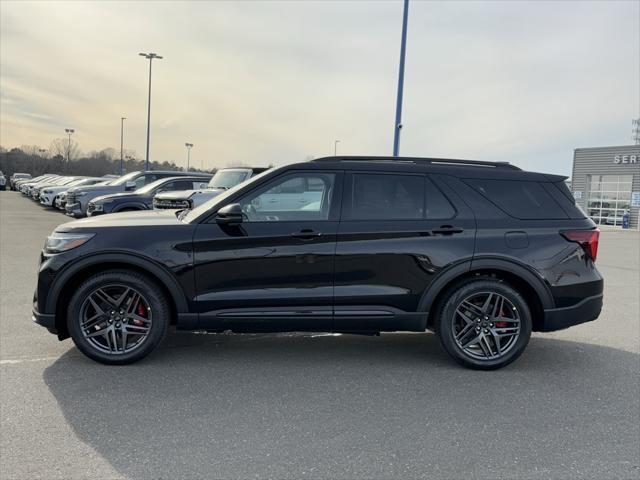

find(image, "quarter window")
[464,179,566,220]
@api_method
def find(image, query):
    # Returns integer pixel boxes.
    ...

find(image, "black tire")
[67,269,170,365]
[436,278,532,370]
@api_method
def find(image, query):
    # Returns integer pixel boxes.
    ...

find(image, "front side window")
[238,173,335,222]
[348,173,424,220]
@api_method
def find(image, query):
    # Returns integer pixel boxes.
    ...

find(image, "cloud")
[1,0,638,175]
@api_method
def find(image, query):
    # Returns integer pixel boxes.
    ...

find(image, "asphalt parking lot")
[1,191,638,480]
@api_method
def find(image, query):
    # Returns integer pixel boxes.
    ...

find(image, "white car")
[39,177,107,207]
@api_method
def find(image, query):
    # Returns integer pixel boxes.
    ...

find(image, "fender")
[113,202,149,212]
[470,256,555,310]
[45,251,189,314]
[417,256,555,329]
[417,259,473,318]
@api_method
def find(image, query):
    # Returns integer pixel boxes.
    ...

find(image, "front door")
[193,170,342,332]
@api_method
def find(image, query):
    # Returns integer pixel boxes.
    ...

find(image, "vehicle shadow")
[43,333,640,480]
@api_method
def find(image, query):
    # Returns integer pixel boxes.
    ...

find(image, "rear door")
[333,171,476,331]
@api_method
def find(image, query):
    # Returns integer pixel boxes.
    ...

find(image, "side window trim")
[425,175,458,220]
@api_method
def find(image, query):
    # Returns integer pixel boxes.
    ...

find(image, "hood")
[41,185,72,193]
[154,188,224,201]
[67,183,125,194]
[57,209,185,231]
[91,191,147,204]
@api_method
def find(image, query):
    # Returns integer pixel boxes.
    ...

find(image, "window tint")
[174,180,199,190]
[349,174,424,220]
[425,177,455,219]
[464,179,567,220]
[134,176,147,189]
[238,173,335,222]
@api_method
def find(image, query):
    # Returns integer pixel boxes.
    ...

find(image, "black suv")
[33,157,603,369]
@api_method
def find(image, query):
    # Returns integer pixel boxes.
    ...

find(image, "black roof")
[141,170,211,176]
[313,156,520,170]
[301,156,567,182]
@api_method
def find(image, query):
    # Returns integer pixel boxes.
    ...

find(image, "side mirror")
[215,203,243,225]
[125,181,137,191]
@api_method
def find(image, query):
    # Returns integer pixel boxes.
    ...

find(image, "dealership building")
[571,145,640,229]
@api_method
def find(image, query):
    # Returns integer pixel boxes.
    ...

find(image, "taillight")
[561,228,600,261]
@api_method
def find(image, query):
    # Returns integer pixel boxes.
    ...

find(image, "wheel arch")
[420,258,554,332]
[50,253,188,339]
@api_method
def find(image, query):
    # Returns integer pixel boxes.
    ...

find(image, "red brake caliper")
[133,302,146,326]
[495,303,508,328]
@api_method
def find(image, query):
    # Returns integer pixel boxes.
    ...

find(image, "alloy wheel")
[79,284,152,355]
[452,291,521,360]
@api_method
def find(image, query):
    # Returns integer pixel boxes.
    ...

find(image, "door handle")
[291,229,322,240]
[432,225,464,235]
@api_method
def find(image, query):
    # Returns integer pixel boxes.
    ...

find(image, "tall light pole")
[120,117,126,175]
[334,139,341,156]
[64,128,74,170]
[185,143,194,171]
[139,52,163,171]
[393,0,409,157]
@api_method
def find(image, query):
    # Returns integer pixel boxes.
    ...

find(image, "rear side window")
[464,179,567,220]
[349,173,424,220]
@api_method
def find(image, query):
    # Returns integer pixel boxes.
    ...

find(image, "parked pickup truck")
[153,167,269,210]
[65,170,199,217]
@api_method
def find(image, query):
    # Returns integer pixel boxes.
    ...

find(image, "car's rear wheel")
[436,279,532,370]
[67,270,170,365]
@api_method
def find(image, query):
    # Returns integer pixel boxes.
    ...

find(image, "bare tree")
[50,138,80,172]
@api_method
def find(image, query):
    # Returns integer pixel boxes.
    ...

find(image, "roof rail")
[312,156,521,170]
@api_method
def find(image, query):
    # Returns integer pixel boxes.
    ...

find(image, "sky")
[1,0,638,176]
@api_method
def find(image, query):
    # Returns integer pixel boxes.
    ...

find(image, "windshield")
[58,177,80,185]
[135,177,174,194]
[183,168,278,223]
[209,170,250,190]
[64,178,89,186]
[110,171,140,186]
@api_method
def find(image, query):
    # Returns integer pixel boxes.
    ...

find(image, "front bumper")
[539,293,603,331]
[40,195,54,206]
[65,202,84,217]
[32,307,57,334]
[153,199,192,210]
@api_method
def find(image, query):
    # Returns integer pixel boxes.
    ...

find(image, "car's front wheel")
[67,270,170,365]
[436,279,532,370]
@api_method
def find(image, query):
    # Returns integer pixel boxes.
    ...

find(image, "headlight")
[45,232,95,254]
[43,189,53,194]
[75,191,88,197]
[90,203,104,211]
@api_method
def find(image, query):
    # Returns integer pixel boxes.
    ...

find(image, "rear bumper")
[539,293,603,332]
